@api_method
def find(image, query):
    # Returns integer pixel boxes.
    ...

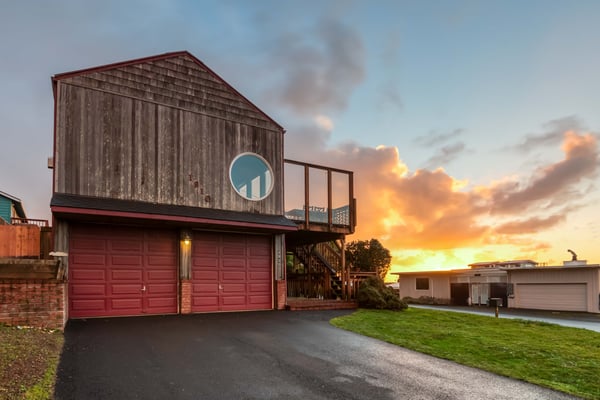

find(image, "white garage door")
[516,284,587,312]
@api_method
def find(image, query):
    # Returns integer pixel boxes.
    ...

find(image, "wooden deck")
[284,159,355,238]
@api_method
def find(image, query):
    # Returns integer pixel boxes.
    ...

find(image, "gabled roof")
[52,50,284,132]
[0,190,26,218]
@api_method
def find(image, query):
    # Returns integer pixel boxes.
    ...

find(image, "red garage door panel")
[69,225,178,318]
[191,232,272,312]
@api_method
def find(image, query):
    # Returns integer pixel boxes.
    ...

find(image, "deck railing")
[287,272,329,298]
[346,272,377,299]
[284,205,351,226]
[288,244,340,299]
[315,241,342,272]
[11,218,49,227]
[287,242,374,300]
[287,272,375,300]
[284,159,355,233]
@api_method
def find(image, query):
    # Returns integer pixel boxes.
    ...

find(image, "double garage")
[68,224,274,318]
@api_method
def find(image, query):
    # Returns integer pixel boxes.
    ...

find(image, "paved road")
[410,304,600,333]
[55,311,579,400]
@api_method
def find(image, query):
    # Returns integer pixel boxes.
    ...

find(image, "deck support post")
[341,237,347,300]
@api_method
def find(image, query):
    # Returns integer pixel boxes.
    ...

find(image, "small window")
[416,278,430,290]
[229,153,274,201]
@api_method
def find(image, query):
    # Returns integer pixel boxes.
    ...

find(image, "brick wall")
[276,280,287,310]
[180,279,191,314]
[0,279,66,330]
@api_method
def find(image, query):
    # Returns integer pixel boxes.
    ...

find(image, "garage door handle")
[219,284,223,290]
[141,285,146,292]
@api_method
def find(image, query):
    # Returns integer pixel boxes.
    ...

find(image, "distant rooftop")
[0,190,27,220]
[468,260,538,269]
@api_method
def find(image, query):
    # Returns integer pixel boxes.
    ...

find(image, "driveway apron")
[55,310,579,400]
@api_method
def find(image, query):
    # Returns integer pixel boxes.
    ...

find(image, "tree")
[345,238,392,280]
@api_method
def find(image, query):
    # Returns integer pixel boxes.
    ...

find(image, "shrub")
[402,296,450,305]
[357,277,407,310]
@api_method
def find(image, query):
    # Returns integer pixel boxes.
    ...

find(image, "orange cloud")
[494,215,566,235]
[285,123,599,270]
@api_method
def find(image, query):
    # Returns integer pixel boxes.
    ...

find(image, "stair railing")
[288,244,346,299]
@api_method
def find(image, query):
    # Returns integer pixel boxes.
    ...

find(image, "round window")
[229,153,274,201]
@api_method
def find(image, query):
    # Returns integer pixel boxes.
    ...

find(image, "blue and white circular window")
[229,153,274,201]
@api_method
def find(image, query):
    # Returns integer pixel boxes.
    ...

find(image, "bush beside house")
[358,277,407,310]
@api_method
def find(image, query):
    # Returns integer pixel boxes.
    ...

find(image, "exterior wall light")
[180,230,192,246]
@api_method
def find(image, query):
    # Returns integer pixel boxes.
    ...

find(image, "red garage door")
[191,232,272,312]
[69,225,178,318]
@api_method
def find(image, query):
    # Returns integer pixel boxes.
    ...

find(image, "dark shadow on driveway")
[55,310,579,400]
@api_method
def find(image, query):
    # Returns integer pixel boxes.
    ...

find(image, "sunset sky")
[1,1,599,276]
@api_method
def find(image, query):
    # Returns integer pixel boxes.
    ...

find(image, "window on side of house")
[229,153,274,201]
[416,277,430,290]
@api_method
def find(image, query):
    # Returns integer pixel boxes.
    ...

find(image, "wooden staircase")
[289,241,347,300]
[313,243,344,299]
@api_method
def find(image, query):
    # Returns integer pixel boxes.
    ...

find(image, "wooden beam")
[327,169,332,228]
[304,165,310,230]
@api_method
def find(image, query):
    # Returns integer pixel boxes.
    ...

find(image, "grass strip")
[0,324,64,400]
[331,308,600,399]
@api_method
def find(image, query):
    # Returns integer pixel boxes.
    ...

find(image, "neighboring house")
[395,259,600,313]
[0,191,50,258]
[50,51,356,319]
[396,265,512,307]
[395,270,454,304]
[0,191,27,224]
[507,262,600,313]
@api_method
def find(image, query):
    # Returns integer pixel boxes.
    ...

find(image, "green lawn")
[331,308,600,400]
[0,324,63,400]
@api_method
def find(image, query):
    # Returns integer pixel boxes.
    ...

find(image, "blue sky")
[1,1,599,272]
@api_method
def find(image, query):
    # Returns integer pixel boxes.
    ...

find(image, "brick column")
[180,280,192,314]
[276,280,287,310]
[179,229,193,315]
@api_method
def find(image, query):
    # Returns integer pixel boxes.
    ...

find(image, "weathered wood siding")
[54,54,284,215]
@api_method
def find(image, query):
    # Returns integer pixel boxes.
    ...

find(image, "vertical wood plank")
[54,56,286,216]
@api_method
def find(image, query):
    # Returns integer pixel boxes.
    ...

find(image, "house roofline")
[51,50,285,133]
[0,190,22,203]
[392,269,466,276]
[0,191,26,218]
[284,159,354,175]
[52,205,298,233]
[504,264,600,271]
[50,193,298,233]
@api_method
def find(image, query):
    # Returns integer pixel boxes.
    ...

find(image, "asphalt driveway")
[55,310,578,400]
